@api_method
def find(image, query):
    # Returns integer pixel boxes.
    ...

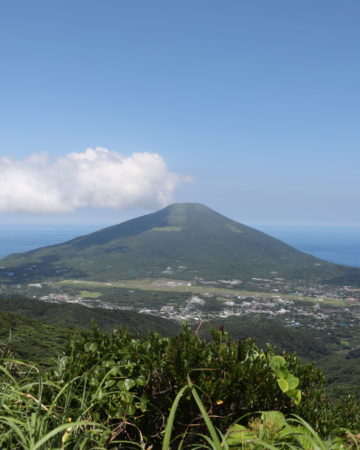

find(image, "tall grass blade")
[32,420,104,450]
[290,414,325,449]
[186,374,222,450]
[0,416,29,448]
[162,385,188,450]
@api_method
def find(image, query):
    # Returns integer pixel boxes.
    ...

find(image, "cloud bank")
[0,148,188,214]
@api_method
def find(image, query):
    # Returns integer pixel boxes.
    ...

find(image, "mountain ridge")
[0,203,359,285]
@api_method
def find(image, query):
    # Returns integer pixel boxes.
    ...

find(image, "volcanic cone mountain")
[0,203,358,284]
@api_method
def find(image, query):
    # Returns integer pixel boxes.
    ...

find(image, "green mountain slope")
[0,296,179,364]
[0,309,70,365]
[200,315,337,360]
[0,297,179,335]
[0,203,358,284]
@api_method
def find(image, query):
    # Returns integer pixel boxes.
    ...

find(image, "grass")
[2,360,352,449]
[78,291,102,298]
[161,377,357,449]
[1,325,359,449]
[0,359,109,449]
[152,226,183,231]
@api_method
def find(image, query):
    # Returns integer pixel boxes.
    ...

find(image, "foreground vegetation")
[1,325,360,448]
[2,296,360,399]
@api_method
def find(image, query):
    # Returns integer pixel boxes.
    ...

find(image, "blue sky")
[1,0,359,226]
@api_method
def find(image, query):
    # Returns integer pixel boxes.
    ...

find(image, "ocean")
[0,225,98,259]
[0,224,359,269]
[256,225,360,268]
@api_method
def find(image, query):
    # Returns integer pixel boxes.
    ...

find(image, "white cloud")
[0,148,189,214]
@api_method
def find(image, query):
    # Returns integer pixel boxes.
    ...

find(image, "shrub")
[53,324,334,445]
[1,324,360,448]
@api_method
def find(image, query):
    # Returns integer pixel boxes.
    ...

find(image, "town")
[1,272,360,337]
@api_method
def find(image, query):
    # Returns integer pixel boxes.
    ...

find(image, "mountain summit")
[0,203,357,284]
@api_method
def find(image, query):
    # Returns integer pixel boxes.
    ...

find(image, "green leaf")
[226,424,255,445]
[102,359,115,368]
[84,342,98,352]
[286,374,299,390]
[104,379,115,389]
[261,410,286,423]
[274,368,289,379]
[125,403,136,416]
[124,378,136,391]
[84,342,91,352]
[270,355,286,371]
[287,388,302,405]
[277,377,289,393]
[117,379,136,391]
[260,411,288,434]
[121,392,134,402]
[140,395,148,412]
[109,366,119,376]
[136,375,146,386]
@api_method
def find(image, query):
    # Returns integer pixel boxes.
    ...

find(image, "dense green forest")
[0,296,180,335]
